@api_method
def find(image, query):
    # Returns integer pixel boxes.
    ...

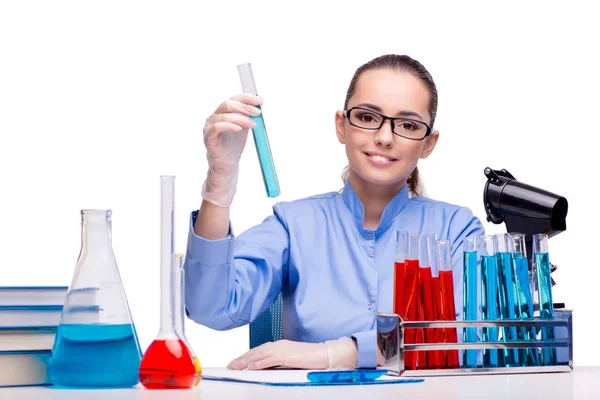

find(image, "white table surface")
[2,367,599,399]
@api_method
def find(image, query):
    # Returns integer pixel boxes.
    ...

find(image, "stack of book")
[0,286,68,387]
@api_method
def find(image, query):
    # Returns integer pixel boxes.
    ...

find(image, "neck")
[348,170,407,230]
[81,212,112,254]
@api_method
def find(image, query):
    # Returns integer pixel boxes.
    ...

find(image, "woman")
[184,54,485,371]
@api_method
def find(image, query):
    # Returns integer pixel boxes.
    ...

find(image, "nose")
[374,119,394,149]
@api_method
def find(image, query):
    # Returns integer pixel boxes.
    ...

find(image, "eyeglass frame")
[343,106,434,141]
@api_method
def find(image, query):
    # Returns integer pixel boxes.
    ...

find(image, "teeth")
[370,154,391,162]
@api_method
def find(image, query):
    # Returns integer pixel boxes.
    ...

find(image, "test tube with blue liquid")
[462,237,478,368]
[533,233,557,366]
[237,63,281,198]
[510,233,540,366]
[494,233,520,366]
[479,235,499,368]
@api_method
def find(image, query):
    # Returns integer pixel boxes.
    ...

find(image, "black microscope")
[483,167,568,309]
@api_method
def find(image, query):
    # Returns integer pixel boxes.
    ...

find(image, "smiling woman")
[339,55,439,200]
[184,54,484,371]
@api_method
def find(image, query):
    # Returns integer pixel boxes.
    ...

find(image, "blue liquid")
[48,324,142,388]
[496,252,519,366]
[514,255,540,366]
[462,250,478,368]
[251,107,280,198]
[536,252,557,366]
[481,255,499,367]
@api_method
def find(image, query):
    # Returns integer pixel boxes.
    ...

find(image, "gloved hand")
[227,337,359,370]
[201,93,263,207]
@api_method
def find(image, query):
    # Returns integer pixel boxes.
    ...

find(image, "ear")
[335,110,346,144]
[420,130,439,159]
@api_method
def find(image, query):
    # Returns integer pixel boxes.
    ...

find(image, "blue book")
[0,286,68,307]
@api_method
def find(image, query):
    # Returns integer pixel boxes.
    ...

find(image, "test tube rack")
[376,310,573,377]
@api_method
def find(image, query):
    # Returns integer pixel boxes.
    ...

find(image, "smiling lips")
[365,151,397,166]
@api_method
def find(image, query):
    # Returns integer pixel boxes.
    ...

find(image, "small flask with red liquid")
[139,176,199,389]
[436,239,459,368]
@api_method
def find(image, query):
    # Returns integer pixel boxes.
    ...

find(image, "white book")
[0,287,68,306]
[0,351,51,387]
[0,306,62,328]
[0,304,102,328]
[0,328,56,352]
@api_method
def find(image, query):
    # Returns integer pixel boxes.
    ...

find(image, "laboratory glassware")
[393,230,407,316]
[403,232,421,370]
[533,233,557,366]
[510,233,540,366]
[47,209,142,388]
[418,234,441,369]
[462,237,478,368]
[479,235,500,368]
[174,254,202,386]
[436,239,459,368]
[139,176,197,389]
[494,233,520,366]
[238,62,280,198]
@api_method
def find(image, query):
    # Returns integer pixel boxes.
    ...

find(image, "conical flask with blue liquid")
[48,209,142,388]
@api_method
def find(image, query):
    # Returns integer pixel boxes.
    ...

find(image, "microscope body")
[483,167,568,294]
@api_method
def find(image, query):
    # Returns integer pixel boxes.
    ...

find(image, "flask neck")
[81,210,113,254]
[158,176,178,339]
[158,254,178,338]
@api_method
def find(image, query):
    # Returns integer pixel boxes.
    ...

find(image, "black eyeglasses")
[343,107,433,141]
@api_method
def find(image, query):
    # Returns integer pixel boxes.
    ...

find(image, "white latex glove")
[227,337,359,371]
[201,93,263,207]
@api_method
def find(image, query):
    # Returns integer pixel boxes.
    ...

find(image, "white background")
[1,1,598,367]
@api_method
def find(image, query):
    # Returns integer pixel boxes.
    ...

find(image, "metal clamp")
[376,310,573,377]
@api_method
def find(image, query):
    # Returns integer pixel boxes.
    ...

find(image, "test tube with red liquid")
[403,232,421,370]
[393,230,407,316]
[437,239,459,368]
[429,234,446,368]
[139,176,199,389]
[418,234,442,369]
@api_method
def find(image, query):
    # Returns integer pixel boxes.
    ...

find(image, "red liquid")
[393,261,405,316]
[431,276,447,368]
[139,339,198,389]
[415,291,426,369]
[440,270,459,368]
[419,267,441,369]
[403,259,420,370]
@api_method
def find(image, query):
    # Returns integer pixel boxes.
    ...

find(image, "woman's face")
[335,68,439,187]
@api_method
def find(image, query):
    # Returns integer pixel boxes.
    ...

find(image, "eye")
[394,119,425,132]
[349,109,381,128]
[358,112,379,123]
[399,121,417,131]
